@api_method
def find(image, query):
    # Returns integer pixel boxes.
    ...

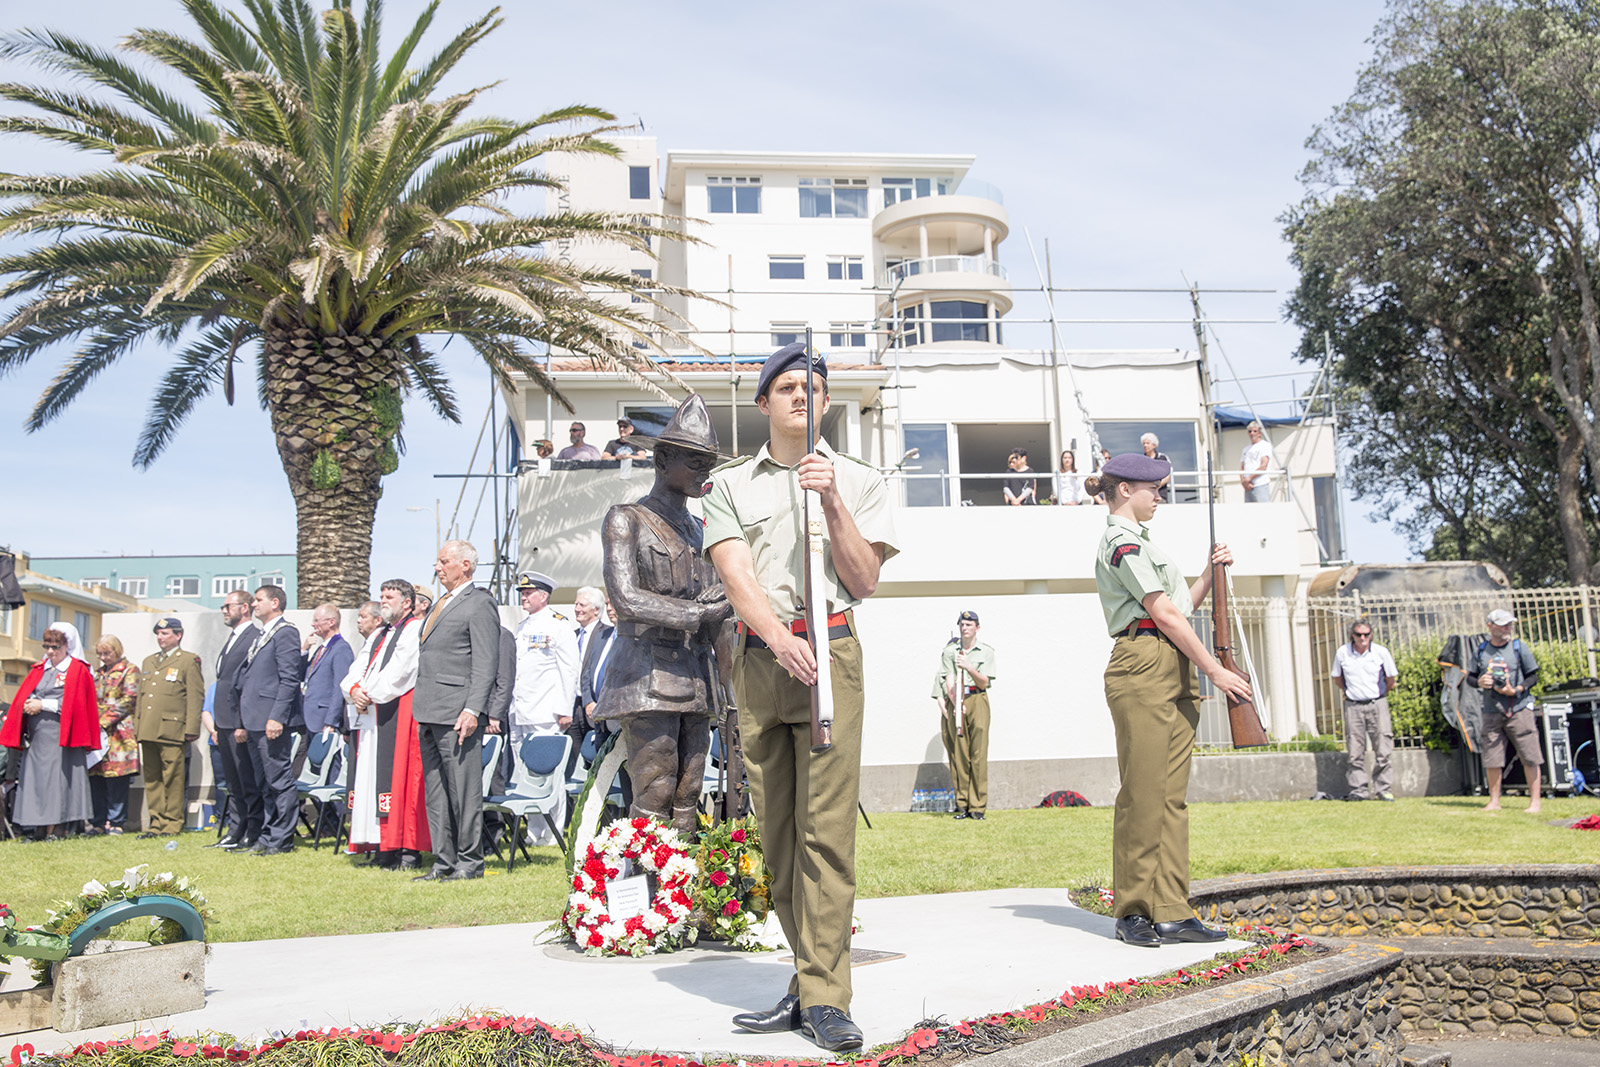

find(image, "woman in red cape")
[1,622,101,837]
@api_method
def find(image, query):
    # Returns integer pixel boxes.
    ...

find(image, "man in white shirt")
[1239,421,1276,503]
[510,571,580,842]
[1331,620,1400,801]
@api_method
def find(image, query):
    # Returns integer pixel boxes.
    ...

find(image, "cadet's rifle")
[803,327,834,753]
[1208,453,1269,748]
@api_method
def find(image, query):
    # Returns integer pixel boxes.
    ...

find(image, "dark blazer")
[486,626,515,731]
[413,584,501,726]
[211,623,259,731]
[578,622,616,713]
[233,619,304,732]
[301,633,354,734]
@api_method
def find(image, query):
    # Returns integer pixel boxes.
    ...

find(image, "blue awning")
[1212,405,1300,429]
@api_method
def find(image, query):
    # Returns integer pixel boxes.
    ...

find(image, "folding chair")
[479,733,505,858]
[300,739,349,850]
[486,733,572,872]
[293,732,340,840]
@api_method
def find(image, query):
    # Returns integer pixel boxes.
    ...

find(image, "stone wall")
[1190,864,1600,940]
[1390,939,1600,1039]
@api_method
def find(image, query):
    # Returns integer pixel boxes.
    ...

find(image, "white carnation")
[81,879,106,897]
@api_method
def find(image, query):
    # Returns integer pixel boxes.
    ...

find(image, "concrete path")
[6,888,1251,1059]
[1412,1037,1600,1066]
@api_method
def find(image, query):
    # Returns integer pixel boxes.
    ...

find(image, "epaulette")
[836,451,878,471]
[711,454,755,475]
[549,610,568,621]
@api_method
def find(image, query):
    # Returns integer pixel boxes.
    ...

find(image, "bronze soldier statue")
[592,394,733,835]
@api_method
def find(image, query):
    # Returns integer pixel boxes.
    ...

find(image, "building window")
[829,323,868,348]
[930,300,990,343]
[708,176,761,214]
[118,577,148,598]
[827,256,864,281]
[768,255,805,280]
[800,177,868,218]
[213,576,248,598]
[631,268,652,303]
[0,605,10,636]
[81,578,108,590]
[28,602,61,641]
[4,673,18,687]
[629,165,650,199]
[883,176,952,208]
[771,323,806,347]
[74,611,91,641]
[167,576,201,598]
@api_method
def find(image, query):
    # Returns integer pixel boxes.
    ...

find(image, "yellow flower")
[738,854,755,876]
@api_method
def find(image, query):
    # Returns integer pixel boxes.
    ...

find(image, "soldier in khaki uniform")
[1094,453,1250,949]
[135,616,204,837]
[705,343,898,1054]
[931,609,996,819]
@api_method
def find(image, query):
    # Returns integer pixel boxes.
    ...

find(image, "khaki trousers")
[1343,697,1394,798]
[940,691,990,814]
[140,741,187,835]
[1104,632,1198,923]
[733,628,864,1012]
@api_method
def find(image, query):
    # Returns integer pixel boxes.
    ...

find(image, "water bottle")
[911,789,927,813]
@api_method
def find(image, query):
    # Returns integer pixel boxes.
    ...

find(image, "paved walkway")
[5,888,1251,1059]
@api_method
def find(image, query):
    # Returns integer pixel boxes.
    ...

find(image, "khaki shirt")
[1095,513,1193,638]
[703,438,899,624]
[135,646,205,744]
[931,639,997,708]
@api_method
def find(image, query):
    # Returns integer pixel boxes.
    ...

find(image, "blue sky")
[0,0,1410,586]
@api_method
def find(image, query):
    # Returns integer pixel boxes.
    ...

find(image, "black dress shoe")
[951,810,969,820]
[398,853,421,870]
[968,812,985,820]
[247,840,268,854]
[261,845,294,856]
[136,831,161,840]
[799,1005,863,1052]
[732,994,801,1034]
[443,869,483,881]
[1114,914,1161,948]
[412,870,444,882]
[1155,917,1227,943]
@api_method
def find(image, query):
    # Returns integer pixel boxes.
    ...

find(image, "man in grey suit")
[411,539,501,881]
[233,584,304,855]
[209,590,261,850]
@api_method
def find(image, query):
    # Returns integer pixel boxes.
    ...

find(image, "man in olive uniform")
[932,609,996,820]
[705,343,898,1053]
[135,616,205,837]
[593,393,732,836]
[1095,453,1250,948]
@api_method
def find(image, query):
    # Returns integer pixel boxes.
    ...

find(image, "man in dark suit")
[233,584,304,855]
[483,622,517,845]
[208,590,261,850]
[412,540,501,881]
[567,586,613,774]
[577,591,617,741]
[300,603,354,829]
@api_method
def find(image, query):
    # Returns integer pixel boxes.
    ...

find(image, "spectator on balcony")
[1054,451,1091,505]
[1002,449,1037,506]
[1331,619,1399,802]
[534,439,554,459]
[1239,421,1276,503]
[557,421,602,461]
[602,417,651,460]
[1141,434,1172,503]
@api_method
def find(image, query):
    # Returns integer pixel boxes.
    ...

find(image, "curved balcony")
[873,184,1009,258]
[882,255,1008,288]
[882,255,1013,317]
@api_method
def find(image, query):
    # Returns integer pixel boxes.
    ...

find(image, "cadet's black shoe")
[1155,917,1227,943]
[799,1005,863,1052]
[968,812,986,820]
[951,810,969,820]
[1114,914,1161,948]
[411,870,444,882]
[732,994,801,1034]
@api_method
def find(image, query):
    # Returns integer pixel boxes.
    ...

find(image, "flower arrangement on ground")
[692,813,772,949]
[19,865,215,983]
[562,817,697,957]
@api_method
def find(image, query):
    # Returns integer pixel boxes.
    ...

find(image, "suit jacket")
[301,633,354,734]
[233,618,305,732]
[577,622,616,721]
[211,623,258,731]
[413,584,501,726]
[486,626,515,731]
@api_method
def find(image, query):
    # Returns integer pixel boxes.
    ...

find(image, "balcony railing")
[881,255,1008,289]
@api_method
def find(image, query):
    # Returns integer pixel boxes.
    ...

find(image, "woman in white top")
[1054,450,1091,505]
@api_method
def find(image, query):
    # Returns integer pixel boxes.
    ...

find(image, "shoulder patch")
[1110,543,1141,567]
[836,451,877,470]
[711,455,754,474]
[549,610,568,621]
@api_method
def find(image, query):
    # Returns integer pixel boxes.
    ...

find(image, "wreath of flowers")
[17,865,214,984]
[562,817,697,957]
[692,813,772,949]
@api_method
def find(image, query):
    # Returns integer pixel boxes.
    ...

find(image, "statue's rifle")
[804,327,834,753]
[1209,453,1269,748]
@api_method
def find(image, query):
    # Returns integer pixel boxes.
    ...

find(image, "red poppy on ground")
[171,1043,198,1058]
[130,1036,160,1052]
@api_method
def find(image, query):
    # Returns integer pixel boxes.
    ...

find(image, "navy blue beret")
[1100,452,1171,482]
[756,342,828,399]
[152,615,184,633]
[958,609,979,624]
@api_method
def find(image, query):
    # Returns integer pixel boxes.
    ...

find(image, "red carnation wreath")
[562,817,696,957]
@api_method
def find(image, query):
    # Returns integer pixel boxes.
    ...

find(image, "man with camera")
[1467,609,1542,813]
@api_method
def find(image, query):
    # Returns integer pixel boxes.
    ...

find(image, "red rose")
[588,931,604,948]
[722,899,740,916]
[653,844,673,868]
[713,849,728,862]
[730,829,746,843]
[709,870,729,887]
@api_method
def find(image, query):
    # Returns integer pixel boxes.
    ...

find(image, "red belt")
[1121,620,1159,637]
[739,613,851,650]
[962,686,983,696]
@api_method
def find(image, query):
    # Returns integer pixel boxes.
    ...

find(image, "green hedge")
[1386,638,1591,751]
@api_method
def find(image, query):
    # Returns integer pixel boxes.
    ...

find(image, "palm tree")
[0,0,694,605]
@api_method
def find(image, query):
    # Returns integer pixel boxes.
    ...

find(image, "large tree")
[1285,0,1600,586]
[0,0,692,605]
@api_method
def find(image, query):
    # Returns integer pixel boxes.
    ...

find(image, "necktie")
[419,592,453,644]
[577,626,587,657]
[309,642,327,673]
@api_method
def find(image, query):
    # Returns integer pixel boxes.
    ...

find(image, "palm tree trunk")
[264,324,402,608]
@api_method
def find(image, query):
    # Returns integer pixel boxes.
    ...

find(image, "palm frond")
[133,325,250,465]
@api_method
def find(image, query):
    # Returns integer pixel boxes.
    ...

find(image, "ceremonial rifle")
[1208,453,1269,748]
[803,328,834,753]
[946,631,965,738]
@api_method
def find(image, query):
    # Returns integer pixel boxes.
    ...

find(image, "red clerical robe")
[1,658,102,749]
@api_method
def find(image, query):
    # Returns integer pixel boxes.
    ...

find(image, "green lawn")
[2,797,1594,946]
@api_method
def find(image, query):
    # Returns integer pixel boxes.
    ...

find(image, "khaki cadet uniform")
[931,639,997,815]
[702,437,898,1013]
[135,646,205,834]
[1095,512,1200,924]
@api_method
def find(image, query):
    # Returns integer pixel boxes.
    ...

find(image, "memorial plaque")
[781,948,905,967]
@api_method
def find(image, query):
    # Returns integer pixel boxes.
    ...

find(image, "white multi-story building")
[508,136,1343,808]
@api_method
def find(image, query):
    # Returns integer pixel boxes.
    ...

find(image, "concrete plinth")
[51,942,205,1034]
